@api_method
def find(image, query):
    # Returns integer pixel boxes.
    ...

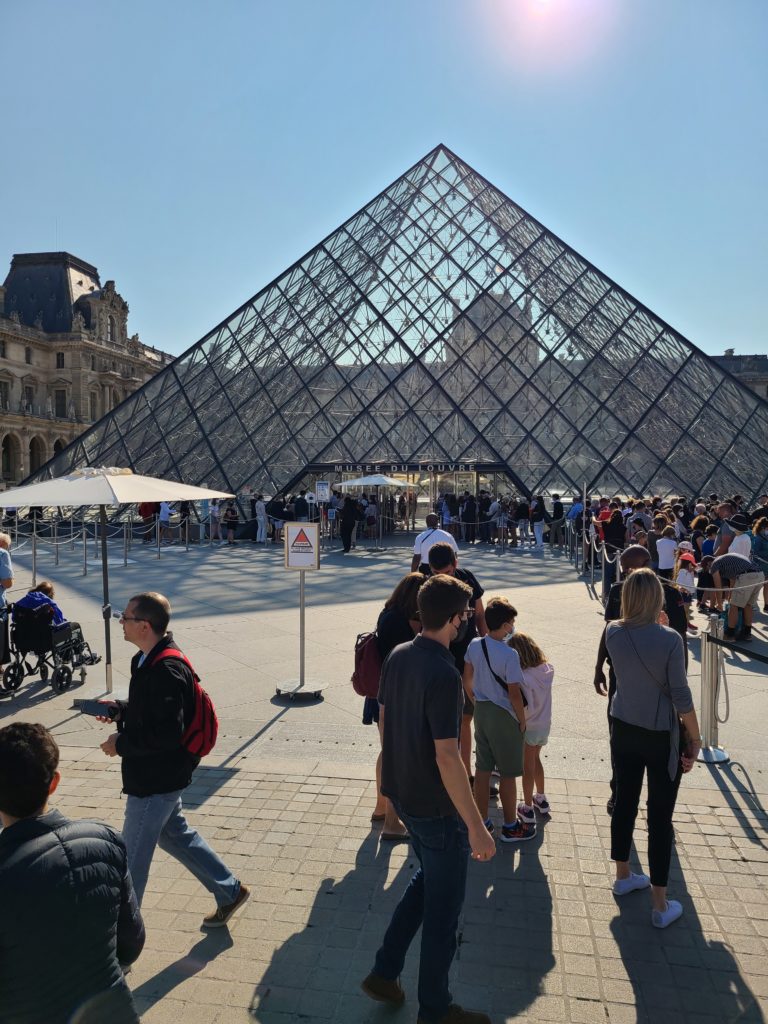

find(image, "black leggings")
[610,717,682,887]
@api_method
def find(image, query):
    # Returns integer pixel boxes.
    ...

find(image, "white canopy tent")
[0,467,233,691]
[338,474,404,488]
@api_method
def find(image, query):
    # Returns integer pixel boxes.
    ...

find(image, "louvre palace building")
[23,147,768,506]
[0,252,171,488]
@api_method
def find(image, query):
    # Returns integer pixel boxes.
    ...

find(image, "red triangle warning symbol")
[291,528,313,550]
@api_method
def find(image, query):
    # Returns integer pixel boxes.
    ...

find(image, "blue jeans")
[122,790,239,908]
[373,807,469,1022]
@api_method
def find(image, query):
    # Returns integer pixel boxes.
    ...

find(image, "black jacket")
[0,809,144,1024]
[116,632,198,797]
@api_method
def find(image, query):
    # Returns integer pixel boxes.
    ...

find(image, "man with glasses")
[98,592,249,929]
[362,574,495,1024]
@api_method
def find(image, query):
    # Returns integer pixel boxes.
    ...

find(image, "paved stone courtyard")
[3,533,768,1022]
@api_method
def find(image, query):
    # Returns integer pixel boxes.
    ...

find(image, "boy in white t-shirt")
[463,597,533,842]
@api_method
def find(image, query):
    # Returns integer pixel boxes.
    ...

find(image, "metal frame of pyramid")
[28,144,768,504]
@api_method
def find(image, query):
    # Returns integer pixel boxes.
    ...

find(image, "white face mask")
[504,626,516,640]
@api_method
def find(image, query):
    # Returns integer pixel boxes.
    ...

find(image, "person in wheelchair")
[13,581,67,626]
[3,581,100,695]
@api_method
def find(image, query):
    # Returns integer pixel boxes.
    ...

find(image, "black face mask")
[453,617,469,644]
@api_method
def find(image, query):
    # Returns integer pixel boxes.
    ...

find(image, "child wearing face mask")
[506,632,554,825]
[463,597,532,842]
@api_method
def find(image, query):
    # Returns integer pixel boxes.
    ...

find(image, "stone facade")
[0,252,171,487]
[712,348,768,401]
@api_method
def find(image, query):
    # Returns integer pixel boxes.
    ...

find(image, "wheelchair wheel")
[3,662,24,692]
[39,663,49,682]
[51,666,73,693]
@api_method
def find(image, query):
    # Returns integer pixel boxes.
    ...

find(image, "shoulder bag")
[480,638,528,707]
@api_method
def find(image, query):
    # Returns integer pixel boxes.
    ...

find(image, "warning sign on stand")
[284,522,320,570]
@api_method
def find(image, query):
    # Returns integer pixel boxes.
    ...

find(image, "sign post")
[276,522,325,701]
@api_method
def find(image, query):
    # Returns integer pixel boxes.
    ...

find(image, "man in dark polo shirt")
[361,575,496,1024]
[594,544,688,815]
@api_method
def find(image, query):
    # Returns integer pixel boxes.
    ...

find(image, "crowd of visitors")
[574,492,768,642]
[1,489,762,1023]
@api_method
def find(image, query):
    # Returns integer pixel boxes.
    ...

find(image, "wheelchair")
[2,603,101,695]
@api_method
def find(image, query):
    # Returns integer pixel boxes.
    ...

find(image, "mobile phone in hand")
[73,699,118,719]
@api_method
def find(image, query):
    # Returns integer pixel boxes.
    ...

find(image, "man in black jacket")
[0,722,144,1024]
[100,591,249,928]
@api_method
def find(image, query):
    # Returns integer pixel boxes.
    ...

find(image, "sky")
[2,0,767,359]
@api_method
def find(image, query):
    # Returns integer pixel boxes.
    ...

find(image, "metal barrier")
[698,613,743,765]
[565,520,621,605]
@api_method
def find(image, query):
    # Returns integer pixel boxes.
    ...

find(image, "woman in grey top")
[605,569,700,929]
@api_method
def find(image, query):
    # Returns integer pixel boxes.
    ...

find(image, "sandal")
[371,813,386,822]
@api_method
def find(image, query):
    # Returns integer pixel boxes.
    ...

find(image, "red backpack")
[151,649,219,757]
[351,632,382,699]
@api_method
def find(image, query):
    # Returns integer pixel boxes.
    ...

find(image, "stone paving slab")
[44,756,768,1024]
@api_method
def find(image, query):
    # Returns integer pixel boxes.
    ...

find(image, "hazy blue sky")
[3,0,766,358]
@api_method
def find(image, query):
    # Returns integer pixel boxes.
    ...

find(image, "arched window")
[53,438,66,456]
[2,435,21,482]
[29,436,46,473]
[107,315,116,343]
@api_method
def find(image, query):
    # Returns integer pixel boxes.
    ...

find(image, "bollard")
[123,522,128,567]
[54,520,59,567]
[83,524,88,576]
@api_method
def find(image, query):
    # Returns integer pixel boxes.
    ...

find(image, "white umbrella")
[0,467,233,692]
[339,474,404,488]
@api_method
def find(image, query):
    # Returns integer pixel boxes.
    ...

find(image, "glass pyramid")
[32,144,768,502]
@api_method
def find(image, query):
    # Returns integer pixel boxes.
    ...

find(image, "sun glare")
[483,0,619,75]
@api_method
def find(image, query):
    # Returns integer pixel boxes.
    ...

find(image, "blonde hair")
[0,532,10,549]
[619,568,663,627]
[507,631,547,669]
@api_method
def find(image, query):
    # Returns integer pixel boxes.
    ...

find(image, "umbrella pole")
[99,506,113,694]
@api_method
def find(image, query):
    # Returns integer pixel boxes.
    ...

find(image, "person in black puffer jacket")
[0,723,144,1024]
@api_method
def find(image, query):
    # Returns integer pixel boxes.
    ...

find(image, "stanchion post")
[698,614,729,764]
[185,518,190,553]
[32,529,37,587]
[70,515,75,551]
[54,520,59,567]
[93,522,99,559]
[156,518,161,559]
[82,525,88,576]
[123,522,128,567]
[600,545,606,602]
[299,568,305,686]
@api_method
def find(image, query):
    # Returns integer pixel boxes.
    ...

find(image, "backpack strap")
[151,648,199,682]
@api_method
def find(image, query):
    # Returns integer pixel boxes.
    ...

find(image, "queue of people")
[0,490,751,1023]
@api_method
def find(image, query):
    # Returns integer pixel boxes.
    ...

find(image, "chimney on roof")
[724,347,735,357]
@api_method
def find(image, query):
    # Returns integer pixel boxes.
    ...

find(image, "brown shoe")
[361,973,405,1005]
[201,882,250,929]
[418,1005,492,1024]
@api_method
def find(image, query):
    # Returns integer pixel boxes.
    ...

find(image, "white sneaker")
[532,793,551,816]
[613,872,651,896]
[517,802,535,825]
[652,899,683,928]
